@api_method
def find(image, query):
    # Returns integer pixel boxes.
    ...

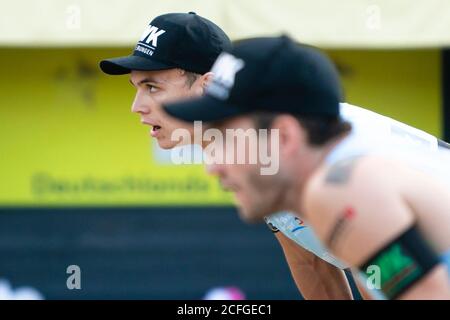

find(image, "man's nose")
[131,91,152,114]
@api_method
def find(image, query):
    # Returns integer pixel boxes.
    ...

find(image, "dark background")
[0,207,301,299]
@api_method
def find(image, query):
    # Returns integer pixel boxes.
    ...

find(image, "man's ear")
[201,72,214,87]
[194,72,214,95]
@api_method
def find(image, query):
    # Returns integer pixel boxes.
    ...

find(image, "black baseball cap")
[99,12,231,75]
[164,36,342,122]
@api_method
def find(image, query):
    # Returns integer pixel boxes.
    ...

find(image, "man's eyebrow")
[129,77,161,86]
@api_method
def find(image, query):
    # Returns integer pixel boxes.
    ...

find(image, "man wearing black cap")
[100,12,231,149]
[99,13,367,300]
[164,35,450,299]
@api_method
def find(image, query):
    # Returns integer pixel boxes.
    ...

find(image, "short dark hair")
[252,111,351,146]
[184,71,200,88]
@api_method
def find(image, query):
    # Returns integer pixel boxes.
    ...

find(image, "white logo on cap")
[139,25,166,48]
[208,53,245,100]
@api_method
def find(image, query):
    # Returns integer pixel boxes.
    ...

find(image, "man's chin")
[156,139,178,150]
[237,207,265,224]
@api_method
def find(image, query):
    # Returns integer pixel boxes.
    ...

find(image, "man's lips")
[141,119,160,127]
[141,120,162,137]
[150,126,161,138]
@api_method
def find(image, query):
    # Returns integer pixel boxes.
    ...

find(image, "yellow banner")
[0,48,441,206]
[0,48,232,206]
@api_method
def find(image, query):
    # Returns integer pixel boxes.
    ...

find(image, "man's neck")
[293,131,351,214]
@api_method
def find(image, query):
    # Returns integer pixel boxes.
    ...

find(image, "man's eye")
[146,85,158,93]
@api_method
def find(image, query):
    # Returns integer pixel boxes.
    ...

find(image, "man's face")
[130,69,203,149]
[206,116,289,223]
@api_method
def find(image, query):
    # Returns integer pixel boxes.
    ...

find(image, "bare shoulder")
[304,155,403,210]
[303,156,415,265]
[303,156,405,235]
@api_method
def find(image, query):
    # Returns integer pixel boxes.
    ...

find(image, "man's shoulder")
[303,155,407,247]
[304,156,402,214]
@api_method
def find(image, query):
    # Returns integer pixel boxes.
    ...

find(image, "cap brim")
[164,95,244,123]
[99,55,174,75]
